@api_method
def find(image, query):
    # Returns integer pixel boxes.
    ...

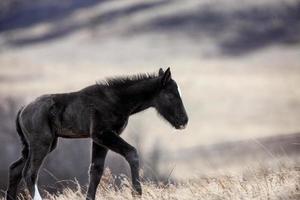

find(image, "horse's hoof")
[132,192,142,198]
[132,186,142,198]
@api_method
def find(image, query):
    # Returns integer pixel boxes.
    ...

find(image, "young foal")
[6,68,188,200]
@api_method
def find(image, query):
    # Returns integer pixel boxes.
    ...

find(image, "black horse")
[6,68,188,200]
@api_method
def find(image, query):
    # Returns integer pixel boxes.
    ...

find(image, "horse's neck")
[118,78,160,115]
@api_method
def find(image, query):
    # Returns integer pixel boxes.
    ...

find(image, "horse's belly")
[58,128,90,138]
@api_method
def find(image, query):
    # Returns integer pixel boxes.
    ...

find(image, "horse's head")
[154,68,188,130]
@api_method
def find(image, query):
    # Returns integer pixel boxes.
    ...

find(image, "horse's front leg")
[86,142,108,200]
[92,131,142,196]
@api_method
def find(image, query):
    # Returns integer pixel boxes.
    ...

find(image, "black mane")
[97,72,158,88]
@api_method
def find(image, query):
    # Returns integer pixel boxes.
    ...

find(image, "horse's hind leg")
[6,158,26,200]
[6,136,29,200]
[22,135,53,199]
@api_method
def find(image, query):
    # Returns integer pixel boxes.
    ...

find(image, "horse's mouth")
[174,123,187,130]
[179,124,186,129]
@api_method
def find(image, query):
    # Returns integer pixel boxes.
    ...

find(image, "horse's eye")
[165,94,175,101]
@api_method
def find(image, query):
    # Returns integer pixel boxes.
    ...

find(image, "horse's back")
[19,87,125,139]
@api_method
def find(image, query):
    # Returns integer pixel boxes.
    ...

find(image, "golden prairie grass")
[40,161,300,200]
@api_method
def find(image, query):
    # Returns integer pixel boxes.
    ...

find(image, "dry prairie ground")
[3,157,298,200]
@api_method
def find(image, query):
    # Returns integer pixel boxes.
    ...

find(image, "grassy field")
[24,158,300,200]
[2,157,297,200]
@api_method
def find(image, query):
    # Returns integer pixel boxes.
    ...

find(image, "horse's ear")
[161,67,171,86]
[159,68,164,76]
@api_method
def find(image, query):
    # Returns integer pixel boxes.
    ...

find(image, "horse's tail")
[16,107,29,159]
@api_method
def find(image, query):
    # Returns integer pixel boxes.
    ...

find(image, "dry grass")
[0,158,299,200]
[37,161,299,200]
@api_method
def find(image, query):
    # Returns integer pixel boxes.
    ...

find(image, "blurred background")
[0,0,299,196]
